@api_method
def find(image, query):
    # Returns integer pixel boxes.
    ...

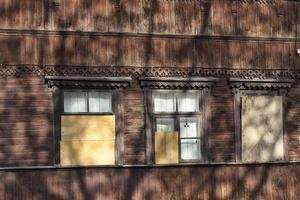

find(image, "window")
[230,78,293,163]
[60,90,115,166]
[241,94,283,162]
[153,90,203,164]
[140,77,217,165]
[45,76,132,167]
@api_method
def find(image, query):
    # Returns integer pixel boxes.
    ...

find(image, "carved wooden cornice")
[228,78,294,92]
[140,77,218,90]
[1,65,300,81]
[45,76,132,89]
[238,0,276,5]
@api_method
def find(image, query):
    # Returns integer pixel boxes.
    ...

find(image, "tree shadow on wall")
[1,0,300,199]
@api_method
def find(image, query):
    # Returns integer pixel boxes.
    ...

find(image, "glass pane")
[89,92,112,112]
[153,91,175,112]
[64,92,87,113]
[180,139,201,160]
[180,117,200,138]
[177,92,200,112]
[156,118,175,132]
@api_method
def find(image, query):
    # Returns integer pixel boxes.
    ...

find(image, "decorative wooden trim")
[45,76,132,89]
[1,65,300,81]
[229,78,294,163]
[229,78,294,90]
[238,0,276,5]
[140,77,218,89]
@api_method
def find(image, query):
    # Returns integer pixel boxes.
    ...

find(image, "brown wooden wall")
[0,76,54,167]
[0,1,300,199]
[0,0,299,37]
[0,35,299,69]
[1,164,300,200]
[1,76,300,166]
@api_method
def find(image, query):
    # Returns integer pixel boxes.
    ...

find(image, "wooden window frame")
[153,90,204,163]
[45,76,132,167]
[61,89,114,115]
[140,77,218,165]
[229,78,294,164]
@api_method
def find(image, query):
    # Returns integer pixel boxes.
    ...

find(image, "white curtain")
[177,92,200,112]
[153,91,175,112]
[156,118,175,132]
[180,117,201,160]
[64,92,87,112]
[89,92,112,112]
[180,139,201,160]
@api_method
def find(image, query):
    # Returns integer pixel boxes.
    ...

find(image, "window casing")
[140,77,217,165]
[60,90,116,166]
[45,76,132,167]
[230,79,293,163]
[153,90,203,163]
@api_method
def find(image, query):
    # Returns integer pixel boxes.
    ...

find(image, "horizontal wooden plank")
[0,144,52,153]
[0,137,52,145]
[0,151,51,160]
[124,147,146,156]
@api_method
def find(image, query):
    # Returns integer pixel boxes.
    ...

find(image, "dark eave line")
[0,28,299,43]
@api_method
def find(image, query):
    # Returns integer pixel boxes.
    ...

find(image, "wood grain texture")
[0,35,299,70]
[0,76,53,167]
[0,164,300,199]
[0,1,299,37]
[209,80,235,162]
[123,84,146,164]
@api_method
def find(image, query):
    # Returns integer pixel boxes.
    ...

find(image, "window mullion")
[86,91,89,113]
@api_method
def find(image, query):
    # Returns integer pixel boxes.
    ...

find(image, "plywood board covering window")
[241,96,284,162]
[60,115,115,166]
[155,131,179,164]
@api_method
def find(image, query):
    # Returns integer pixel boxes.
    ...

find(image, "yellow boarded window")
[155,131,179,164]
[60,115,115,166]
[155,118,179,164]
[241,96,284,162]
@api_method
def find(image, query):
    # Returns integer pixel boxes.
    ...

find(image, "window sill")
[2,161,300,171]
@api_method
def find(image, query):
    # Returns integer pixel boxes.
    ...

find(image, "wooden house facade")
[0,0,300,199]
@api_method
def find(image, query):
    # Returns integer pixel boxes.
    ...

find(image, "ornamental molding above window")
[139,77,218,90]
[228,78,294,92]
[1,65,300,80]
[45,76,132,89]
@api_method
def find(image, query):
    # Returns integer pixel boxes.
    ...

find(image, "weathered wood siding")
[209,80,235,162]
[287,85,300,161]
[1,76,300,166]
[1,164,300,200]
[0,76,53,167]
[0,0,299,37]
[0,0,300,199]
[123,82,146,164]
[0,35,299,69]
